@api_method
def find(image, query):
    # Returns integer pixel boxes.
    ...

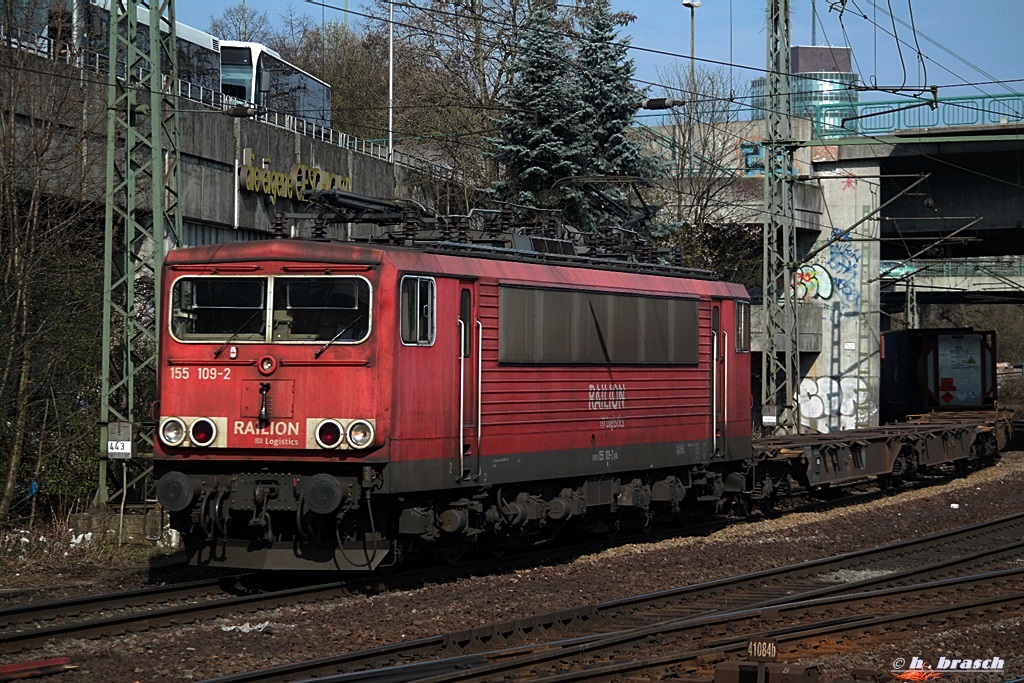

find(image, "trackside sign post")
[106,421,134,460]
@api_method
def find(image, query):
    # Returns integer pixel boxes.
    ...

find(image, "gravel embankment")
[7,452,1024,681]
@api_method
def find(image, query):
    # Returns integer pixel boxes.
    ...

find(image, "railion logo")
[588,383,625,411]
[233,420,300,436]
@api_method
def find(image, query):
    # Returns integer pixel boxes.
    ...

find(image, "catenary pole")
[96,0,181,506]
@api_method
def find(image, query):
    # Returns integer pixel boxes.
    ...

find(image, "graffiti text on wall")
[799,376,875,431]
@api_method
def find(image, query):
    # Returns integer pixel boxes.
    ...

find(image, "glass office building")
[750,46,859,136]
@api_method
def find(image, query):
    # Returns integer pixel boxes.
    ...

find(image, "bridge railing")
[814,93,1024,138]
[1,22,449,179]
[881,257,1024,280]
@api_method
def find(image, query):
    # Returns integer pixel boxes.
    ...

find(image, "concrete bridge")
[882,257,1024,309]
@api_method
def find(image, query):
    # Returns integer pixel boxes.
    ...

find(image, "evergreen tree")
[578,0,655,179]
[488,7,590,227]
[576,0,665,235]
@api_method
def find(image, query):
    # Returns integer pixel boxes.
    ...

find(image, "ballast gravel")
[6,452,1024,682]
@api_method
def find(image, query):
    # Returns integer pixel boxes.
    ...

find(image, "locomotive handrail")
[712,329,718,455]
[723,329,729,453]
[459,319,466,481]
[165,358,255,365]
[279,359,370,367]
[477,319,483,475]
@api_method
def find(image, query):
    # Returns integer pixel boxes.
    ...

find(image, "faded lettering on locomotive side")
[588,383,625,411]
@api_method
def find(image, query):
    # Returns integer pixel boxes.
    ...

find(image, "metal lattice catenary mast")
[760,0,800,434]
[96,0,182,505]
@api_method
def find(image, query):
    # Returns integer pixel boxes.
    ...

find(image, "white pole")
[388,1,394,163]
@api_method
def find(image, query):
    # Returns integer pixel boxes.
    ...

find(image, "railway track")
[198,511,1024,683]
[0,478,1012,659]
[384,571,1024,683]
[0,517,734,654]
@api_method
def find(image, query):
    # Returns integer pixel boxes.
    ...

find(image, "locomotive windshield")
[172,278,266,341]
[170,275,371,344]
[273,277,370,342]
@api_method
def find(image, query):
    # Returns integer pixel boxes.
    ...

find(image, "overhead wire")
[318,0,1023,207]
[885,0,908,88]
[0,14,1007,282]
[311,0,845,93]
[862,0,1014,98]
[848,0,1020,114]
[832,0,873,90]
[904,0,927,86]
[201,3,1024,280]
[8,3,1020,225]
[0,59,987,268]
[330,0,1024,123]
[311,0,1023,126]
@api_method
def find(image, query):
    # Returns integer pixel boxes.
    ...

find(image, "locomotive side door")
[711,301,728,456]
[458,280,480,480]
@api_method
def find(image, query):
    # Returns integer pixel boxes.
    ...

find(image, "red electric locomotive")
[154,196,752,570]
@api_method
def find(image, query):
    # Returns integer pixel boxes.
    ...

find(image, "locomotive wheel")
[757,493,776,514]
[605,516,622,539]
[439,542,465,566]
[729,492,753,518]
[879,473,904,491]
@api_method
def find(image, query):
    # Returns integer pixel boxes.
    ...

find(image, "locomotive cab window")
[171,277,266,341]
[273,277,371,343]
[400,276,435,345]
[735,300,751,353]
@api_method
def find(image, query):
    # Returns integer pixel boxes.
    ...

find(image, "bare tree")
[208,2,273,43]
[0,5,106,525]
[359,0,637,211]
[644,64,762,282]
[363,0,534,199]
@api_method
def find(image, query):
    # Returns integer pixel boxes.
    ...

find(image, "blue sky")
[176,0,1022,103]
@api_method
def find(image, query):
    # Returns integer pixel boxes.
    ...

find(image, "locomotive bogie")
[157,468,363,516]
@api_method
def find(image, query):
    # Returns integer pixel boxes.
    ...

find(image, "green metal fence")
[814,92,1024,138]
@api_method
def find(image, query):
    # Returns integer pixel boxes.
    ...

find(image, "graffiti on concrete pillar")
[794,264,833,301]
[799,376,875,431]
[826,228,862,308]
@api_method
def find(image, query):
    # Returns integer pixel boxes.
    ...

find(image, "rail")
[197,512,1024,682]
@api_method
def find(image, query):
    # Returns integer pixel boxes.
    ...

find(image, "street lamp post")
[682,0,700,91]
[388,0,394,163]
[681,1,700,203]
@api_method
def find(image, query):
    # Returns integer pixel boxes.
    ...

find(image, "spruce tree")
[488,6,590,228]
[577,0,664,234]
[578,0,654,178]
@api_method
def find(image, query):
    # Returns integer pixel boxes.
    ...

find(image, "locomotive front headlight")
[160,418,186,447]
[346,420,375,449]
[189,418,217,447]
[316,419,345,449]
